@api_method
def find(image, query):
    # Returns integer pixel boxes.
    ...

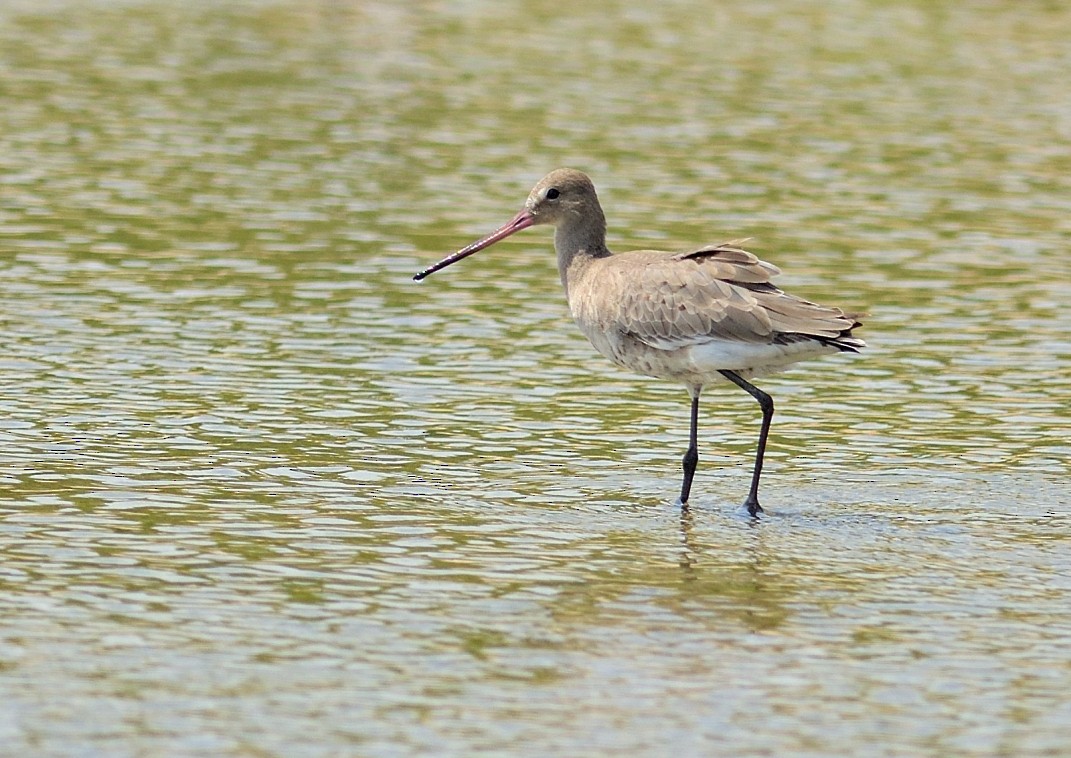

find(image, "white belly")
[579,321,835,385]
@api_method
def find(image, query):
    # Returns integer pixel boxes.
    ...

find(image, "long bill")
[413,209,536,280]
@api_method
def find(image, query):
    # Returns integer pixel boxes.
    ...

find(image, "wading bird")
[414,169,864,515]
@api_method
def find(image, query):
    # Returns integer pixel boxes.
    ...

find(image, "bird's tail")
[825,314,866,353]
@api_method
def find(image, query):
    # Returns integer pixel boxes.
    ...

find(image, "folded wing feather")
[610,242,857,350]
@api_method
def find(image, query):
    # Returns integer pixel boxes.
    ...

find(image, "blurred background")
[1,1,1068,755]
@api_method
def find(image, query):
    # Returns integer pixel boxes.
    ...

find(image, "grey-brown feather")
[586,242,863,353]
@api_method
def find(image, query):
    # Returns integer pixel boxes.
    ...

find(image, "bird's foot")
[742,498,764,518]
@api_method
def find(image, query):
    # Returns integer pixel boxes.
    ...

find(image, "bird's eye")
[545,188,560,200]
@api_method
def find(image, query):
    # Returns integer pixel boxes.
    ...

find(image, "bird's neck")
[554,211,611,295]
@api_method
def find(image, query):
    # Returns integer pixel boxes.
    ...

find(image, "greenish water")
[1,1,1069,755]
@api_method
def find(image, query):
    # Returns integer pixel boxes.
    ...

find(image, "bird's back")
[566,242,864,383]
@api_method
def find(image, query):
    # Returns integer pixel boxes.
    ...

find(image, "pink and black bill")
[413,209,536,280]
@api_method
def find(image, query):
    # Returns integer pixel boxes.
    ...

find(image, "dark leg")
[678,388,701,507]
[718,370,773,517]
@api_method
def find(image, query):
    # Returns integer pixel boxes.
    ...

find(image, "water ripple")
[2,1,1071,756]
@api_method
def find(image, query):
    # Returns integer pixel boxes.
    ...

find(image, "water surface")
[1,1,1069,755]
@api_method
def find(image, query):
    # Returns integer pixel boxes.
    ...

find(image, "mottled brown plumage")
[415,169,865,514]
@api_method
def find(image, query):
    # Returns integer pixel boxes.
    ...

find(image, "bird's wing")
[673,240,781,283]
[607,242,858,350]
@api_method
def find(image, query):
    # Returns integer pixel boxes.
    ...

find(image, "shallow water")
[1,0,1069,755]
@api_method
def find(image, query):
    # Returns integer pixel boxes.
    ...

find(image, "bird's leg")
[679,387,701,507]
[718,370,772,517]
